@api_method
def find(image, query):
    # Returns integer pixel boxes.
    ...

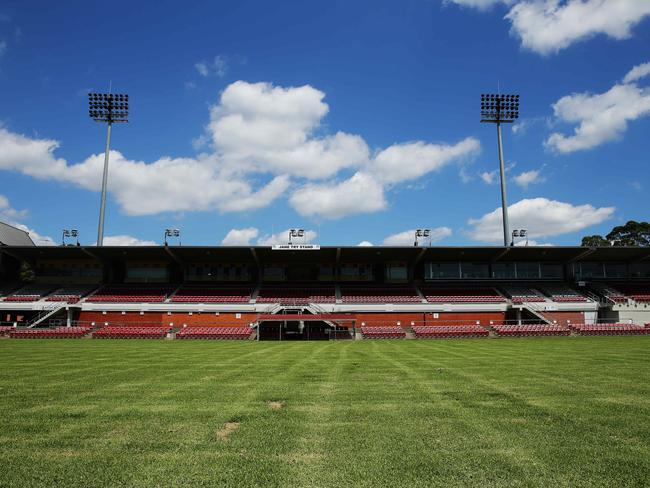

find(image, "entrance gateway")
[255,312,356,341]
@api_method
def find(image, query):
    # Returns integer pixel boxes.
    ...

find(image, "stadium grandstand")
[1,244,649,340]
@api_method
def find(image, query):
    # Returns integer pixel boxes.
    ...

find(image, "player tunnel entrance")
[256,312,355,341]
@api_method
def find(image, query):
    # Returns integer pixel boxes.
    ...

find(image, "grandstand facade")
[0,245,649,340]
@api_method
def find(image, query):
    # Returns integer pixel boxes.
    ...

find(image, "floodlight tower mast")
[88,92,129,246]
[480,93,520,246]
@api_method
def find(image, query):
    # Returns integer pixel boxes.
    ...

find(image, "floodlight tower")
[88,92,129,246]
[480,93,519,246]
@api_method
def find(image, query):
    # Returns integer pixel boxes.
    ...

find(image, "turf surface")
[0,337,649,487]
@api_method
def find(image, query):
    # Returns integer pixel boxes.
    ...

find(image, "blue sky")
[0,0,649,246]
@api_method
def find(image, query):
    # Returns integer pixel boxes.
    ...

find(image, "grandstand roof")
[1,245,649,263]
[0,222,35,247]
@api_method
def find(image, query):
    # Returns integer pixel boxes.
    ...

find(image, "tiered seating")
[256,286,336,304]
[341,287,420,303]
[500,285,546,303]
[86,285,174,303]
[361,326,406,339]
[175,326,252,340]
[412,325,489,339]
[422,287,505,303]
[0,326,15,335]
[492,324,569,337]
[9,326,91,339]
[614,284,650,302]
[171,285,252,303]
[4,284,56,302]
[46,285,97,303]
[92,326,169,339]
[570,323,649,336]
[539,284,588,302]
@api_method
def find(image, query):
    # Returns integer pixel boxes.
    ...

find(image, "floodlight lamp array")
[88,93,129,123]
[480,93,519,122]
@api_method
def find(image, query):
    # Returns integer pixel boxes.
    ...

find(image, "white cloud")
[12,223,56,246]
[257,228,317,246]
[0,194,27,220]
[546,70,650,153]
[0,80,478,220]
[100,235,157,246]
[382,227,452,246]
[195,62,208,77]
[221,227,259,246]
[372,138,480,184]
[467,197,615,242]
[445,0,512,9]
[447,1,650,55]
[289,172,387,219]
[507,0,650,55]
[622,61,650,84]
[357,240,374,247]
[480,170,498,185]
[0,194,54,245]
[195,55,228,78]
[513,169,546,188]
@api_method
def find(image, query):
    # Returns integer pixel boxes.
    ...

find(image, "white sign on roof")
[271,244,321,251]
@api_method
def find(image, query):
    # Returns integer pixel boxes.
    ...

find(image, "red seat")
[176,326,252,340]
[412,325,489,339]
[361,326,406,339]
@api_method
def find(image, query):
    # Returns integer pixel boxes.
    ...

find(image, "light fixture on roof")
[62,229,79,246]
[88,90,130,247]
[288,228,305,244]
[511,229,528,247]
[164,228,181,246]
[480,92,521,247]
[414,229,431,247]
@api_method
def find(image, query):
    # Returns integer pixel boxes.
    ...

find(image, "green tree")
[19,261,35,283]
[581,221,650,247]
[606,221,650,247]
[581,235,611,247]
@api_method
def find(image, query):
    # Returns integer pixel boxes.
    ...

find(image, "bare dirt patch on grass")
[215,421,240,440]
[268,400,284,410]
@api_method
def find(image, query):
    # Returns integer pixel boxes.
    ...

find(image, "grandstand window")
[319,265,335,280]
[263,265,286,281]
[386,263,407,281]
[340,263,373,281]
[125,266,169,282]
[425,262,460,279]
[604,263,627,278]
[516,262,540,279]
[630,262,650,278]
[578,262,604,279]
[460,262,489,279]
[492,262,516,279]
[540,263,563,279]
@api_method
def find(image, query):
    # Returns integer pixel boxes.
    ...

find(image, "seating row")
[92,326,169,339]
[342,288,421,303]
[171,287,252,303]
[569,323,649,335]
[360,326,406,339]
[412,325,489,338]
[492,324,570,337]
[175,326,252,340]
[256,287,335,304]
[9,326,91,339]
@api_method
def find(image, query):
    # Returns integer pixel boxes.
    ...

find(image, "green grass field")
[1,337,649,488]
